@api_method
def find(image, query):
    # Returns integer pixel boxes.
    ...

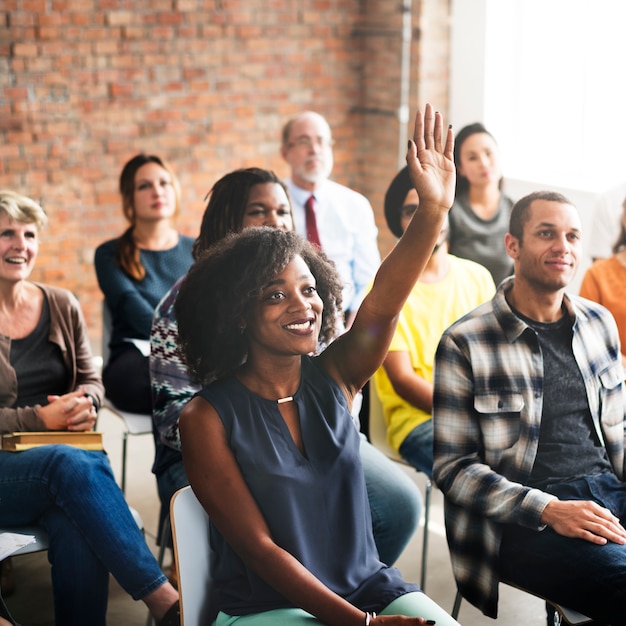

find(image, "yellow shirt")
[373,255,495,451]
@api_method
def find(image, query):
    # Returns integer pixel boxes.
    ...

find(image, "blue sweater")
[95,236,194,361]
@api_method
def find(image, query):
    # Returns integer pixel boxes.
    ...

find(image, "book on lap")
[1,431,104,451]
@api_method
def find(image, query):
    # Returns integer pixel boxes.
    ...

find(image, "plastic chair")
[170,486,213,626]
[451,585,592,625]
[367,381,431,591]
[101,302,154,494]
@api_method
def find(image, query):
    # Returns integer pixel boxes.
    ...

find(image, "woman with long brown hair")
[95,154,194,413]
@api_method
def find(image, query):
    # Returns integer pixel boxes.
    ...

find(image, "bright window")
[452,0,626,191]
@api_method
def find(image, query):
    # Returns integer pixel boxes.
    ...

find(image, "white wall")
[449,0,624,293]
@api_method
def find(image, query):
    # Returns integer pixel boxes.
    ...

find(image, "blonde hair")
[0,190,48,230]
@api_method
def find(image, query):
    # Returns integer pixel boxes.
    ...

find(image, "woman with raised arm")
[150,167,422,572]
[175,106,459,626]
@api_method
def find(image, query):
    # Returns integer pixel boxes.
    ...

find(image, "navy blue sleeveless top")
[197,355,418,615]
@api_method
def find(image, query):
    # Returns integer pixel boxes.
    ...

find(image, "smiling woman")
[0,190,179,626]
[176,228,342,387]
[173,106,461,626]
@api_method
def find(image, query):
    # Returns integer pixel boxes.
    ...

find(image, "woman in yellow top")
[374,166,495,477]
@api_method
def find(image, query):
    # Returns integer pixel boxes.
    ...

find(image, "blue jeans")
[155,436,422,567]
[398,420,433,479]
[360,435,422,565]
[500,472,626,623]
[0,446,167,626]
[156,459,190,547]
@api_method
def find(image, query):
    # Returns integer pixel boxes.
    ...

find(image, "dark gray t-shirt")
[11,294,69,407]
[516,310,613,488]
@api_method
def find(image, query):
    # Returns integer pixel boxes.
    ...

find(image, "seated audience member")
[280,110,381,324]
[0,191,179,626]
[374,167,495,477]
[95,154,194,413]
[588,180,626,261]
[433,190,626,622]
[450,122,514,286]
[580,196,626,369]
[150,167,422,568]
[174,106,460,626]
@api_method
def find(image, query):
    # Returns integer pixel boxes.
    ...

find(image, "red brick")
[105,11,134,26]
[12,42,38,56]
[0,0,450,348]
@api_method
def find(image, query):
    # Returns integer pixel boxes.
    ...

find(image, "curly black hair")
[175,227,343,386]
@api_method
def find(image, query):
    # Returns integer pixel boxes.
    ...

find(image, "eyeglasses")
[399,204,419,218]
[287,136,335,150]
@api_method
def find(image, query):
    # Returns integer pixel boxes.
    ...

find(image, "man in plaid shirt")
[433,191,626,621]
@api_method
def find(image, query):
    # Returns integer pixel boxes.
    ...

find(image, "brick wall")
[0,0,450,351]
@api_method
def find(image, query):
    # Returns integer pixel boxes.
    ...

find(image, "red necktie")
[305,195,322,248]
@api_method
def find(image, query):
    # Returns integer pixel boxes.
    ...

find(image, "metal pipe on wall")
[397,0,413,169]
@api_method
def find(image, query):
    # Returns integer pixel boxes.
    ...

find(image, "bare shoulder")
[179,395,221,437]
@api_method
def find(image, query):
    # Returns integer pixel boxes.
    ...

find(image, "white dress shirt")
[286,178,381,313]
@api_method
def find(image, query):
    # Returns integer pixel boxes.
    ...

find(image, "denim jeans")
[0,446,167,626]
[360,435,422,566]
[156,458,190,547]
[156,435,422,568]
[500,472,626,623]
[398,419,433,479]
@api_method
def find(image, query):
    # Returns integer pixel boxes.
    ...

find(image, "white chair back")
[170,486,214,626]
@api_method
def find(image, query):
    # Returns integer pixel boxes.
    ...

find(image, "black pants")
[0,579,18,625]
[102,344,152,414]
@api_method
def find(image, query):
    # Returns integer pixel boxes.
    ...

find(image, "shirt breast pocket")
[474,391,525,451]
[598,365,624,428]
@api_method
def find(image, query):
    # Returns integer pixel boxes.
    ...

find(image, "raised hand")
[406,103,455,213]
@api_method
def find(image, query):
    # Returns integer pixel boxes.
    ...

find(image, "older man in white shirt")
[280,111,381,325]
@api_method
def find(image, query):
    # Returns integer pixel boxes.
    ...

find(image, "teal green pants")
[214,592,460,626]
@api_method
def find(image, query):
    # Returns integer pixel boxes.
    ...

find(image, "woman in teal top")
[176,106,460,626]
[95,153,193,413]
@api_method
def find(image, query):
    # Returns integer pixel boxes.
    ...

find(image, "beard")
[294,155,334,185]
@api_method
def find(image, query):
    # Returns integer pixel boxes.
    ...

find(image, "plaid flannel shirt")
[433,277,626,617]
